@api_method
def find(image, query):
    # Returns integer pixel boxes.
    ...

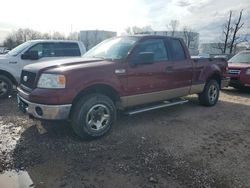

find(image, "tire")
[0,75,13,99]
[198,79,220,106]
[71,94,116,140]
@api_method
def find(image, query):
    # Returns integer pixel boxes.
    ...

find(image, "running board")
[125,99,189,115]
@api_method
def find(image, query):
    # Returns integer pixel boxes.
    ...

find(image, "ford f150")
[0,40,86,98]
[17,35,229,139]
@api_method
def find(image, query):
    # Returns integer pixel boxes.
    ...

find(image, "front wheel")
[0,75,13,99]
[71,94,116,140]
[198,79,220,106]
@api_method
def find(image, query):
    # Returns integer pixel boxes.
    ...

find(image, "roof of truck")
[28,39,81,43]
[120,34,182,41]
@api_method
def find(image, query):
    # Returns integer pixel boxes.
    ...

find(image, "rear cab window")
[168,39,187,61]
[54,42,81,56]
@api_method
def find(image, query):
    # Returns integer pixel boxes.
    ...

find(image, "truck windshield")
[8,41,33,56]
[83,37,138,60]
[228,52,250,64]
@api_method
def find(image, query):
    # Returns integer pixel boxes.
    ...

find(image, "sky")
[0,0,250,44]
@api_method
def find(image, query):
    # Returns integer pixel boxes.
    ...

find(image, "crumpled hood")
[23,57,107,73]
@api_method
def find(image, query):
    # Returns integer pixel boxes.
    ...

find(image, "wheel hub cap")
[86,104,111,131]
[209,84,218,102]
[0,80,8,96]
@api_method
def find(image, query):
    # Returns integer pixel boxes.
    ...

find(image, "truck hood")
[228,63,250,69]
[0,54,9,62]
[23,57,106,73]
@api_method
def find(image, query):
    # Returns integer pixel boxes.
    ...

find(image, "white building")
[80,30,117,50]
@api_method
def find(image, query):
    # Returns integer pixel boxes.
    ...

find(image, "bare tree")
[124,26,152,35]
[132,26,144,34]
[68,32,79,40]
[3,28,42,48]
[169,20,179,37]
[183,27,196,48]
[52,32,66,40]
[211,43,224,54]
[229,9,244,54]
[222,11,233,53]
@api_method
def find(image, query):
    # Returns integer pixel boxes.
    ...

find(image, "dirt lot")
[0,88,249,188]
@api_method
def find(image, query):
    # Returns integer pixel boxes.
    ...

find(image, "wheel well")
[72,84,120,107]
[207,73,221,88]
[0,70,17,85]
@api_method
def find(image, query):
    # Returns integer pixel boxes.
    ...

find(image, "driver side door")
[124,38,174,107]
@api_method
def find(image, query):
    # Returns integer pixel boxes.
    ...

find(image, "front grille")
[229,78,242,86]
[228,69,241,75]
[20,70,37,89]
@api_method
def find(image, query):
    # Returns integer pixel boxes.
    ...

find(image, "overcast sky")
[0,0,249,43]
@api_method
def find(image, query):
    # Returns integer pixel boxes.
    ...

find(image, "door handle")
[9,61,17,64]
[165,66,173,73]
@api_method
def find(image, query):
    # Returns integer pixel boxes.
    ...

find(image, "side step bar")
[125,99,188,115]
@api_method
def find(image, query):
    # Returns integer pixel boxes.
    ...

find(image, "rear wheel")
[71,94,116,139]
[0,75,13,99]
[199,79,220,106]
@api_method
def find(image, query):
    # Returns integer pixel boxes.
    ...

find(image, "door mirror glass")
[21,51,39,60]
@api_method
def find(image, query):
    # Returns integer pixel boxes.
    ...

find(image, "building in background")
[80,30,117,50]
[146,31,199,56]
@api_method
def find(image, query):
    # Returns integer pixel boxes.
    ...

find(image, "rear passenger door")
[167,38,193,92]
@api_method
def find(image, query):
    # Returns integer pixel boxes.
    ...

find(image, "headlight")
[37,74,66,88]
[246,68,250,75]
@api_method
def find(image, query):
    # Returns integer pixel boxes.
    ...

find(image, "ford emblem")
[23,76,28,82]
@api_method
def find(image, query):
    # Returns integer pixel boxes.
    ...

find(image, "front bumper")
[17,95,72,120]
[221,77,230,88]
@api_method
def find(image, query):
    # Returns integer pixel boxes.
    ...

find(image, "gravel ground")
[0,87,249,188]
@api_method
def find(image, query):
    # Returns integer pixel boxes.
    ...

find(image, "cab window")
[131,39,168,64]
[27,43,54,58]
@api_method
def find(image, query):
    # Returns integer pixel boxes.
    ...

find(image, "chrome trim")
[228,69,241,75]
[17,95,72,120]
[126,99,188,115]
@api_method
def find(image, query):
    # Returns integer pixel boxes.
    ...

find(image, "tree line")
[3,28,79,49]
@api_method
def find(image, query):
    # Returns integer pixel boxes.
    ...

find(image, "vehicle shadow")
[222,87,250,97]
[7,96,250,187]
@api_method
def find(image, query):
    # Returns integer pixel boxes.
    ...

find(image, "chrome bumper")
[17,95,72,120]
[221,77,230,88]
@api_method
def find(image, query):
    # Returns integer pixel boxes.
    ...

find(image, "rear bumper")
[17,94,72,120]
[221,77,230,88]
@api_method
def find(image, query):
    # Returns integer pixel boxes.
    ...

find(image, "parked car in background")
[226,50,250,89]
[17,35,229,139]
[0,40,86,98]
[0,47,11,54]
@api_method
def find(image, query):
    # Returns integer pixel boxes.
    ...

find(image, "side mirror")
[21,51,39,60]
[137,52,154,65]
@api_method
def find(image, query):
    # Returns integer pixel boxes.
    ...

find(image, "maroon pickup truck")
[226,50,250,88]
[17,35,229,139]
